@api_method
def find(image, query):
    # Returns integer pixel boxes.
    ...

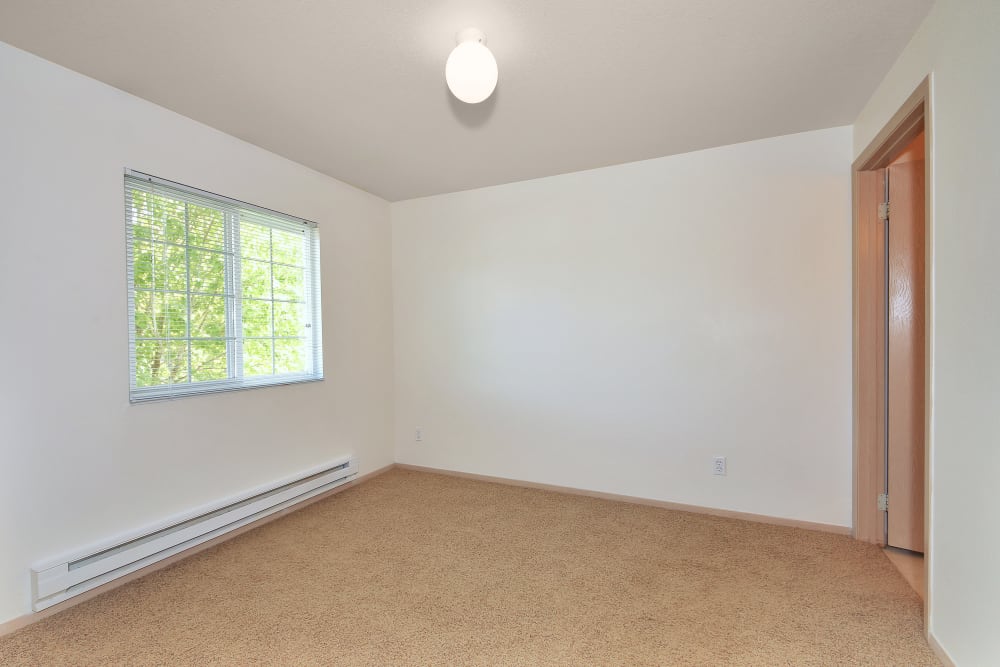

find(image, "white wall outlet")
[415,428,423,442]
[713,456,727,476]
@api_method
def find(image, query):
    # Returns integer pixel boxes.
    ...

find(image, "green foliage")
[273,264,304,301]
[243,339,273,376]
[131,190,310,388]
[272,228,305,265]
[242,299,272,338]
[241,259,271,299]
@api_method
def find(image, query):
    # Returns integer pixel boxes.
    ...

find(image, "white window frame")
[125,169,323,402]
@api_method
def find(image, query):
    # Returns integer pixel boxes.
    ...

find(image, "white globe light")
[445,31,498,104]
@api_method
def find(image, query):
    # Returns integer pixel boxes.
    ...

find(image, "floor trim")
[0,462,396,638]
[928,632,955,667]
[396,464,851,535]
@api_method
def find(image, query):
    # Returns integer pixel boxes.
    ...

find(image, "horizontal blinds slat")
[126,175,239,217]
[239,208,314,234]
[126,170,318,228]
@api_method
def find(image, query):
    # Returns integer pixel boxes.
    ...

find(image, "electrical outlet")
[415,428,423,442]
[713,456,727,476]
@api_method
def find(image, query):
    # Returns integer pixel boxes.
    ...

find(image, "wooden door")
[886,140,925,553]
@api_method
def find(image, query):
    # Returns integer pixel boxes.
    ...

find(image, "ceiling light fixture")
[445,28,498,104]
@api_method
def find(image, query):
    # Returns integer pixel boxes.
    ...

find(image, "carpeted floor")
[0,468,938,666]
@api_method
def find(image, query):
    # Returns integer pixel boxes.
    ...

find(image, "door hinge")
[878,493,889,512]
[878,201,890,221]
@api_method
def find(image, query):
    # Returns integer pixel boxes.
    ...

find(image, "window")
[125,171,322,402]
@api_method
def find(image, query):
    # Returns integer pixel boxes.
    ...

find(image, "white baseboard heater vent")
[31,455,357,611]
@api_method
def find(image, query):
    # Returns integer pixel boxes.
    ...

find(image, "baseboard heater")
[31,454,357,611]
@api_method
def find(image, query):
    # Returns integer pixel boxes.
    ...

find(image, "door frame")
[852,76,931,585]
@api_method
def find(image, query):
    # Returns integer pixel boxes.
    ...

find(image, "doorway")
[852,79,930,600]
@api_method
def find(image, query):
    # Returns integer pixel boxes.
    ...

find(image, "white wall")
[0,42,394,624]
[854,1,1000,663]
[392,127,853,528]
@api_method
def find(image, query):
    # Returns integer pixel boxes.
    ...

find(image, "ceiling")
[0,0,932,201]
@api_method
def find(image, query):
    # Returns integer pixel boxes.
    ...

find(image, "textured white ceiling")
[0,0,932,201]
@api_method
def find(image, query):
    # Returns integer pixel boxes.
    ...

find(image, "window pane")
[161,293,188,338]
[134,339,158,387]
[132,222,153,241]
[155,196,186,245]
[190,340,228,382]
[274,338,307,375]
[189,249,227,295]
[244,339,273,376]
[272,228,304,266]
[135,340,188,387]
[143,241,187,292]
[273,301,305,337]
[134,292,188,338]
[132,240,155,290]
[187,204,225,251]
[132,192,186,244]
[131,191,155,241]
[164,244,188,292]
[272,264,304,301]
[241,224,271,260]
[190,295,226,338]
[242,259,271,299]
[133,290,154,338]
[242,299,272,338]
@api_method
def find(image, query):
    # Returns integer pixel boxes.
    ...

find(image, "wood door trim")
[853,168,887,545]
[851,77,931,622]
[854,80,929,172]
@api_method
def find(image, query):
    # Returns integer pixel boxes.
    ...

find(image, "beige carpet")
[0,468,938,666]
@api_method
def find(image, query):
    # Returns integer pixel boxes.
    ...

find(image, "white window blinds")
[125,170,323,402]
